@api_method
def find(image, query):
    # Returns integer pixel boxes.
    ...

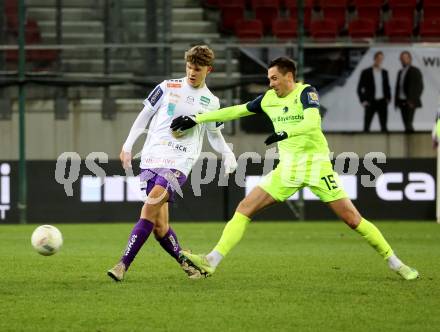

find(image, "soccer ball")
[31,225,63,256]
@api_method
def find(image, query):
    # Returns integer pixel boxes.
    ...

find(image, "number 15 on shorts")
[321,174,338,190]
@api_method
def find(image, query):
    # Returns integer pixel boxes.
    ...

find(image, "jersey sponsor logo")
[200,96,210,106]
[167,103,176,116]
[144,157,176,167]
[169,93,180,107]
[167,82,182,88]
[0,163,11,220]
[147,86,163,106]
[270,114,304,122]
[307,91,320,106]
[167,141,188,153]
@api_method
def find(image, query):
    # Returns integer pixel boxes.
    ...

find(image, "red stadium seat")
[388,0,416,23]
[424,0,440,6]
[252,0,281,33]
[320,0,348,31]
[348,18,376,38]
[25,19,42,44]
[5,0,17,17]
[384,18,413,39]
[353,0,382,5]
[423,0,440,22]
[6,49,58,64]
[203,0,220,8]
[282,0,312,7]
[219,3,245,33]
[420,19,440,40]
[222,0,246,6]
[250,0,280,9]
[5,18,58,65]
[310,19,338,39]
[272,18,297,39]
[354,0,382,28]
[235,19,264,40]
[285,0,312,31]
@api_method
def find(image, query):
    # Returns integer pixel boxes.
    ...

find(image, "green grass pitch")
[1,222,439,331]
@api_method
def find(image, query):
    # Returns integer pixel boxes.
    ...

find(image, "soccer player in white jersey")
[107,45,237,281]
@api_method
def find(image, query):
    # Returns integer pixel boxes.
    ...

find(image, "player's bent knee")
[237,198,257,217]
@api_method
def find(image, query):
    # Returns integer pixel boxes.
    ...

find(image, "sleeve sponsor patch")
[300,86,320,109]
[307,92,319,106]
[147,86,163,107]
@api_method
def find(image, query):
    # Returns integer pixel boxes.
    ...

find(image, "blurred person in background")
[357,51,391,132]
[395,51,424,133]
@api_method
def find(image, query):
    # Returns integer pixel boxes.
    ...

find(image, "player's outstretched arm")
[120,105,154,169]
[207,130,237,174]
[170,104,254,131]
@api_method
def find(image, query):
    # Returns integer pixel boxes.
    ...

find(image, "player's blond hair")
[184,45,215,67]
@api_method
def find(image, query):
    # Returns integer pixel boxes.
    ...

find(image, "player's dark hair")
[374,51,383,59]
[268,57,297,79]
[185,45,215,67]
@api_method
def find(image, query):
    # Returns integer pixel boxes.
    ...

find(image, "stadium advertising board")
[0,163,12,221]
[321,45,440,132]
[0,158,435,223]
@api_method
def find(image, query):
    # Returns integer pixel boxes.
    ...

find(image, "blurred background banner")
[322,45,440,132]
[0,158,435,223]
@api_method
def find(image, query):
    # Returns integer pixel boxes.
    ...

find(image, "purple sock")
[121,218,154,270]
[157,227,182,262]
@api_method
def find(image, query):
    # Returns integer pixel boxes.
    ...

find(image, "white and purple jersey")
[140,77,222,176]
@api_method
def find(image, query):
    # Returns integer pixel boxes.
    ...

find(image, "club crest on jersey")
[200,96,210,106]
[307,91,320,106]
[186,96,195,105]
[283,106,289,113]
